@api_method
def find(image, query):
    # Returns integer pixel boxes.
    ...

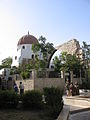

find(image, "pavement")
[63,89,90,120]
[69,111,90,120]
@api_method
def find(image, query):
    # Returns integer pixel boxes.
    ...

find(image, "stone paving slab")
[63,95,90,108]
[69,111,90,120]
[63,91,90,120]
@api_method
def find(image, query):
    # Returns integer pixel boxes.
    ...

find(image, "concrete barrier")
[56,105,70,120]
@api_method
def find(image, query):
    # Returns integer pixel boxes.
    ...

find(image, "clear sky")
[0,0,90,63]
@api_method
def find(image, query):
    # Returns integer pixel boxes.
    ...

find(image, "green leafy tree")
[18,56,45,79]
[53,56,62,72]
[0,57,12,69]
[82,42,90,61]
[53,52,81,77]
[82,41,90,81]
[18,36,55,79]
[10,66,21,75]
[32,36,55,69]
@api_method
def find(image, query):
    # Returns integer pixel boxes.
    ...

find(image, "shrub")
[22,90,43,109]
[43,87,64,118]
[20,71,30,79]
[0,90,19,109]
[79,82,90,89]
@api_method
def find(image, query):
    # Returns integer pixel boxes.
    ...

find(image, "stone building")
[12,32,43,67]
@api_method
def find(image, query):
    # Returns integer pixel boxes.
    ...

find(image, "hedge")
[0,90,19,109]
[43,87,64,118]
[22,90,43,109]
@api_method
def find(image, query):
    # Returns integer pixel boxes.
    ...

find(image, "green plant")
[20,71,30,79]
[43,87,64,118]
[79,82,90,89]
[0,90,19,109]
[22,90,43,109]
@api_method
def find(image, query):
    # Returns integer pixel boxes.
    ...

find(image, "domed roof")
[18,32,38,46]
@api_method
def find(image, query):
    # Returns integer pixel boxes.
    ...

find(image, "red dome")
[18,34,38,46]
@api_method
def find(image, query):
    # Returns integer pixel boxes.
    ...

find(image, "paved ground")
[69,111,90,120]
[64,90,90,120]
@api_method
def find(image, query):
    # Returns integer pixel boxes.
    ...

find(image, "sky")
[0,0,90,63]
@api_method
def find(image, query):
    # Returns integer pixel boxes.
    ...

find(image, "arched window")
[22,46,25,49]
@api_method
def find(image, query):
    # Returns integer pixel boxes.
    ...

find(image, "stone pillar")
[61,71,65,85]
[61,71,65,79]
[32,69,37,90]
[32,69,37,80]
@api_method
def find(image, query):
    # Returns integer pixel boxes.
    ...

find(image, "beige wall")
[34,78,65,91]
[15,78,65,92]
[16,79,34,91]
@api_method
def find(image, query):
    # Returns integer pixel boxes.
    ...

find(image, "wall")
[56,39,80,55]
[14,70,65,91]
[35,78,65,91]
[15,78,65,92]
[16,79,34,91]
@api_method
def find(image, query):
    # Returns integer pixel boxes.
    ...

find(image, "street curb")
[56,105,70,120]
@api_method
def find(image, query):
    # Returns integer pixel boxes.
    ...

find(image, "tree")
[53,56,62,72]
[0,57,12,69]
[82,41,90,81]
[53,52,82,77]
[10,66,21,75]
[82,42,90,61]
[32,36,55,69]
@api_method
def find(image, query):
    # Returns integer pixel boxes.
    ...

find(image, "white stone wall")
[12,44,43,66]
[12,48,21,67]
[19,44,33,59]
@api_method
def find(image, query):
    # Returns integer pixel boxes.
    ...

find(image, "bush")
[0,90,19,109]
[43,87,64,118]
[22,90,43,109]
[79,82,90,89]
[20,71,30,79]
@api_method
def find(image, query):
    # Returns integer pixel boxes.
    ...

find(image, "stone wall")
[15,78,65,92]
[56,39,80,55]
[34,78,65,91]
[16,79,34,91]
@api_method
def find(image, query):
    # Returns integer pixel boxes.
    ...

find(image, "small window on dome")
[22,46,25,49]
[32,54,34,59]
